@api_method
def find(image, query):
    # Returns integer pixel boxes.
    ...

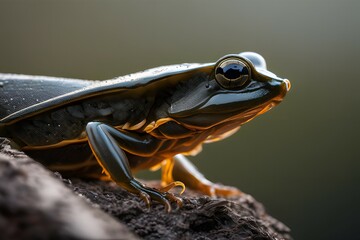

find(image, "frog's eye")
[215,58,251,89]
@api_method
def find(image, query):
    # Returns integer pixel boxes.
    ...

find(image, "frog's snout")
[284,79,291,91]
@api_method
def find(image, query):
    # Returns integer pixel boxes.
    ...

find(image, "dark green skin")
[0,52,289,211]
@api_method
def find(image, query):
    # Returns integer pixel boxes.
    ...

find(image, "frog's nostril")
[283,79,291,91]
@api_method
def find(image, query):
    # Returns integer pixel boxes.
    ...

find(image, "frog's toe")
[143,189,182,212]
[128,179,182,212]
[214,184,243,197]
[165,192,183,210]
[139,191,151,209]
[199,183,243,197]
[160,181,186,195]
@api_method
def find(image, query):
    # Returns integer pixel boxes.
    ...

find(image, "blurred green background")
[1,1,359,239]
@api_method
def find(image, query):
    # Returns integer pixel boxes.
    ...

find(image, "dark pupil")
[216,63,248,80]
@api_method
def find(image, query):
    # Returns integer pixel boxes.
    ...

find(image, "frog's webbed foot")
[126,179,183,212]
[163,154,243,198]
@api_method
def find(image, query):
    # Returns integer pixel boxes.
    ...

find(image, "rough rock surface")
[0,138,292,240]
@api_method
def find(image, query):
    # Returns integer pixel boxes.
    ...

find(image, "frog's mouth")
[188,95,285,142]
[202,101,278,143]
[228,96,283,125]
[219,80,289,125]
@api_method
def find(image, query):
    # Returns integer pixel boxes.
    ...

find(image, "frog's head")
[168,52,290,132]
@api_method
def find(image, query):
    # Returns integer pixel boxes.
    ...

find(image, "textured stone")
[0,137,291,240]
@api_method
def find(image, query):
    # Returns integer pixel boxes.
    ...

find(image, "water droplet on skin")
[10,98,13,101]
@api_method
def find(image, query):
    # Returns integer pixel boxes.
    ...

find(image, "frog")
[0,52,290,211]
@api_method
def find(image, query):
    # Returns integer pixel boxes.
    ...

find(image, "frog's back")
[0,63,207,125]
[0,73,92,120]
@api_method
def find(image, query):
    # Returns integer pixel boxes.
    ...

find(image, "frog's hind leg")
[162,154,243,197]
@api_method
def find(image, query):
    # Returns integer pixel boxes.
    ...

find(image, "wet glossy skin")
[0,52,290,211]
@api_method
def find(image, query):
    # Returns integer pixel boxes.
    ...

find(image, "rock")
[0,138,137,240]
[0,138,292,240]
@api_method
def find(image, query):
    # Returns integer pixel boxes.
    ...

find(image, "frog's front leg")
[162,154,242,197]
[86,122,182,212]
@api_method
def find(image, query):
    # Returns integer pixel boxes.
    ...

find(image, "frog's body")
[0,52,290,211]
